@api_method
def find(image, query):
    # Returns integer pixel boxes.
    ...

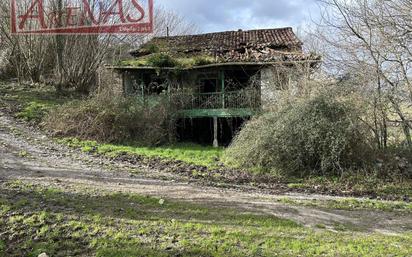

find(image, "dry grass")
[44,92,174,146]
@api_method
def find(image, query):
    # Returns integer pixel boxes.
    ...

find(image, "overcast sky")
[156,0,321,34]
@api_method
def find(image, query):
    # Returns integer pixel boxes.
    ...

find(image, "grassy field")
[1,180,411,257]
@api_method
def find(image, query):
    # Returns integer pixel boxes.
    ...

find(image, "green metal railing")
[170,89,260,110]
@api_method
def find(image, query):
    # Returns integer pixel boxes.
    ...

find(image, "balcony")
[170,89,260,117]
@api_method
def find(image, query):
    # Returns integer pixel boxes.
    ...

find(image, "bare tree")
[48,0,114,94]
[312,0,412,148]
[0,0,53,83]
[0,1,198,94]
[153,6,199,37]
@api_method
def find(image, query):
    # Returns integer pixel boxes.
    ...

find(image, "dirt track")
[0,110,411,234]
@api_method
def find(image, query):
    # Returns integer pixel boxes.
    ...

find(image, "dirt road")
[0,110,411,234]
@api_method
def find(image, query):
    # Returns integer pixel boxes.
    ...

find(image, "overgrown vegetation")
[146,53,179,68]
[44,92,175,146]
[193,56,215,66]
[224,95,375,177]
[143,44,160,54]
[0,82,77,121]
[0,83,224,168]
[120,55,215,69]
[1,1,412,255]
[1,83,411,199]
[1,181,411,257]
[17,102,53,123]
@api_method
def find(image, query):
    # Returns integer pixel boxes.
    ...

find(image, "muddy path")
[0,110,411,234]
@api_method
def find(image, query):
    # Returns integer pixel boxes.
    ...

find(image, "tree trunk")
[55,0,64,93]
[390,98,412,148]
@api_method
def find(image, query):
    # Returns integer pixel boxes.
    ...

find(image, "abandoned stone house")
[112,27,319,146]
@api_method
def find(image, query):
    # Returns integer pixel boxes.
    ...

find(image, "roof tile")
[138,27,302,54]
[128,27,319,64]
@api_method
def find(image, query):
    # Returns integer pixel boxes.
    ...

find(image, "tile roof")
[132,28,302,56]
[159,27,300,51]
[127,27,321,65]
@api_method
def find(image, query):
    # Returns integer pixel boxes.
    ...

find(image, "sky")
[156,0,321,34]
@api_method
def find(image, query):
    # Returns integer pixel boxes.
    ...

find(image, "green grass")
[0,82,79,122]
[287,175,412,199]
[277,197,412,213]
[16,101,53,122]
[58,137,223,167]
[0,240,5,256]
[1,180,411,257]
[0,83,72,107]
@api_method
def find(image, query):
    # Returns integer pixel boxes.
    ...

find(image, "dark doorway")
[176,117,249,146]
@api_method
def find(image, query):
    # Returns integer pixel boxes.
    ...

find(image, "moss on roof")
[116,28,321,69]
[119,54,216,69]
[131,28,303,57]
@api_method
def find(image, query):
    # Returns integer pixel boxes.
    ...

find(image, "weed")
[18,150,29,158]
[17,102,51,123]
[45,93,173,145]
[0,83,78,124]
[193,56,214,66]
[120,55,215,69]
[146,53,178,68]
[144,44,160,54]
[315,224,326,229]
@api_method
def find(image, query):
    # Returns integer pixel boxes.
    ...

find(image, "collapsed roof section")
[123,27,320,68]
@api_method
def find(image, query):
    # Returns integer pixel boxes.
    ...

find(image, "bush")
[146,53,177,68]
[193,56,214,66]
[17,101,52,123]
[145,44,160,54]
[44,93,175,146]
[224,95,375,177]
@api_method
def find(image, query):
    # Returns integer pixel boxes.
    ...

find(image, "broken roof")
[132,27,303,57]
[122,27,320,68]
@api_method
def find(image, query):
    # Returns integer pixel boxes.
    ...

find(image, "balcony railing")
[170,89,260,110]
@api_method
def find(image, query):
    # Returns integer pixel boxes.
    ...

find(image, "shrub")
[193,56,214,66]
[44,93,175,146]
[17,101,52,123]
[145,44,160,54]
[146,53,177,68]
[224,95,375,177]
